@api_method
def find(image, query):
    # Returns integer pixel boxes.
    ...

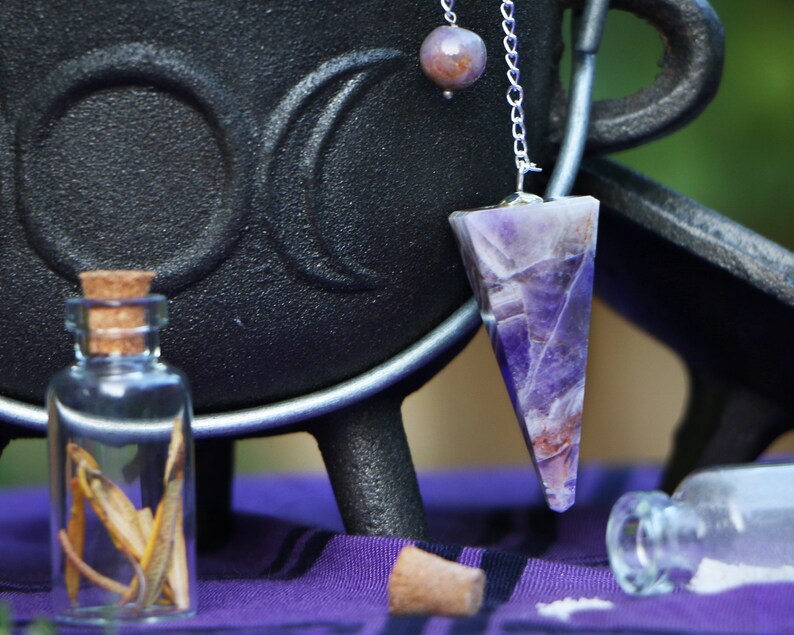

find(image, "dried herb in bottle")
[47,270,197,624]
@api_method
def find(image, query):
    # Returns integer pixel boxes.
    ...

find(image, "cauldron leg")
[195,437,235,551]
[662,370,790,492]
[310,394,428,539]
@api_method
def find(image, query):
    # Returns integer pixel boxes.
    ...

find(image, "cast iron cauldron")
[0,0,743,541]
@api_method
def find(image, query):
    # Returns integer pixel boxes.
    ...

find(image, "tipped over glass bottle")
[47,271,197,624]
[607,462,794,596]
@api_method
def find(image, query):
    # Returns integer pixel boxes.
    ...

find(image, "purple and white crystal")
[450,196,599,512]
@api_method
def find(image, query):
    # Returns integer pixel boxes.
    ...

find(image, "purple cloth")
[2,466,793,633]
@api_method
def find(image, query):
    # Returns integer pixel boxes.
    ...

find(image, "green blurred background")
[2,0,793,486]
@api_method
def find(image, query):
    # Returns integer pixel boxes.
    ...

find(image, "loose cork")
[79,270,156,356]
[387,546,486,617]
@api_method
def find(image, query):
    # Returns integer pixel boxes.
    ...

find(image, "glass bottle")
[47,274,197,624]
[607,462,794,595]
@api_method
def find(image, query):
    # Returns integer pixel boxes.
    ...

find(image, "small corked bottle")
[47,270,197,624]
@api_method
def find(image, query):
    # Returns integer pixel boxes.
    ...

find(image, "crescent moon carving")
[257,49,407,292]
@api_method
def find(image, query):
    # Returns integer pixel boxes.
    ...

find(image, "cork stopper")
[79,270,156,355]
[388,546,486,617]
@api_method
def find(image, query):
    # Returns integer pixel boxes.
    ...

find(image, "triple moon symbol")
[16,44,253,295]
[16,44,406,294]
[256,49,407,293]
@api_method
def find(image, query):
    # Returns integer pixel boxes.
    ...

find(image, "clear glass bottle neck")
[73,331,162,364]
[607,491,704,595]
[65,295,168,365]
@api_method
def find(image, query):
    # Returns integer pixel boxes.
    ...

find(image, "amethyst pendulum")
[447,0,599,512]
[450,196,599,512]
[420,0,486,98]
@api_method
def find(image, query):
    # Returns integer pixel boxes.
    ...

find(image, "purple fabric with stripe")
[2,466,793,633]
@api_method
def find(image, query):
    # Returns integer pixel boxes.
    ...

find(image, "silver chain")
[441,0,457,25]
[501,0,541,190]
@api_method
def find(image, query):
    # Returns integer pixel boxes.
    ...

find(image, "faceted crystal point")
[449,196,599,512]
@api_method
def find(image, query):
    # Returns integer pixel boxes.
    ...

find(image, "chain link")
[441,0,457,25]
[501,0,541,184]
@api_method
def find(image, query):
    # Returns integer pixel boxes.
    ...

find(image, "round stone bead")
[420,25,487,94]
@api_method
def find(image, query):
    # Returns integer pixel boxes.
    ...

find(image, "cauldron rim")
[0,298,480,438]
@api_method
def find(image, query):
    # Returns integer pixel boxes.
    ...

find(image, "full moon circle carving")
[16,45,250,294]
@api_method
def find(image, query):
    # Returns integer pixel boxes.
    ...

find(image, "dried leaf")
[138,507,154,538]
[77,463,147,560]
[122,418,187,608]
[138,476,183,607]
[66,443,100,472]
[166,497,190,610]
[164,417,186,482]
[65,478,86,605]
[58,530,130,597]
[163,416,189,608]
[137,417,187,607]
[124,506,180,606]
[122,547,147,608]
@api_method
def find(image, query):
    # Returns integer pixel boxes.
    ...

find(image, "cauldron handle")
[552,0,724,154]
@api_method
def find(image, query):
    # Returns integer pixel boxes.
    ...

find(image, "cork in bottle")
[79,270,156,356]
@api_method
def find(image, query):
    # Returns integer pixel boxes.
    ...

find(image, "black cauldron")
[2,0,766,544]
